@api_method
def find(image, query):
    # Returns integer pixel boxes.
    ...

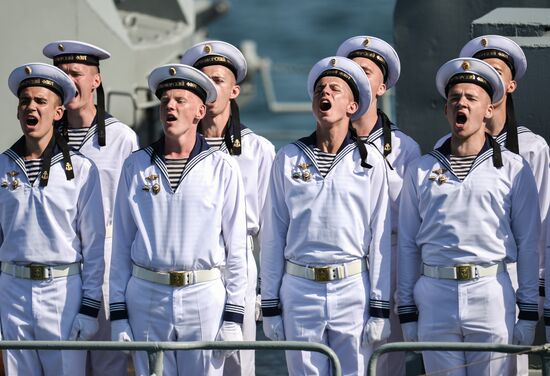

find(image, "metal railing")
[367,341,550,375]
[0,340,341,376]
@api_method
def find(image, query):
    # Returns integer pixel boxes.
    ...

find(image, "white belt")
[422,262,505,281]
[285,259,366,282]
[132,264,221,287]
[1,262,81,280]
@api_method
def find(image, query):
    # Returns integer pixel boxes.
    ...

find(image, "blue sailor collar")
[146,132,216,192]
[431,133,503,173]
[150,133,210,163]
[296,129,356,153]
[293,129,362,176]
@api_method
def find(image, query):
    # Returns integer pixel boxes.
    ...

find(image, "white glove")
[401,321,418,342]
[111,319,134,355]
[69,313,99,341]
[255,294,263,321]
[214,321,243,358]
[513,320,537,345]
[363,317,391,346]
[262,315,285,341]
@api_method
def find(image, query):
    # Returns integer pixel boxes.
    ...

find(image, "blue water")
[207,0,396,149]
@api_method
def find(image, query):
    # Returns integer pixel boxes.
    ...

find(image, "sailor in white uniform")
[261,56,392,376]
[109,64,248,376]
[180,40,275,376]
[460,35,550,376]
[0,63,105,375]
[336,35,421,376]
[398,57,540,375]
[43,40,139,376]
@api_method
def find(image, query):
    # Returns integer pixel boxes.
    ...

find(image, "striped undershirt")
[205,137,224,150]
[66,128,90,148]
[165,158,188,191]
[24,159,43,184]
[450,154,476,181]
[313,147,336,177]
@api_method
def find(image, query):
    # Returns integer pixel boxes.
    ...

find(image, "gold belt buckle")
[29,265,47,280]
[169,271,190,287]
[314,266,333,282]
[455,264,474,281]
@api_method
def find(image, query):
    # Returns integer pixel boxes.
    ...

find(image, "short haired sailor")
[43,40,110,146]
[1,62,105,375]
[110,63,248,376]
[459,35,526,154]
[397,57,540,375]
[43,39,140,376]
[8,62,77,185]
[336,35,402,156]
[261,55,392,375]
[181,40,247,154]
[337,35,421,376]
[181,40,276,376]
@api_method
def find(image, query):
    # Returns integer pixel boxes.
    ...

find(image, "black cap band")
[445,73,494,100]
[314,69,360,103]
[473,49,516,78]
[53,54,100,66]
[347,49,388,83]
[194,55,238,80]
[155,79,207,103]
[18,78,64,102]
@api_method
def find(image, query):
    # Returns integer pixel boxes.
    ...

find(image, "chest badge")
[429,168,448,185]
[292,162,312,182]
[144,174,159,193]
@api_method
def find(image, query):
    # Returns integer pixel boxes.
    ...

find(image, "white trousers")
[0,273,85,376]
[126,276,226,376]
[86,236,129,376]
[507,262,532,376]
[374,242,405,376]
[415,273,516,376]
[223,238,257,376]
[280,272,371,376]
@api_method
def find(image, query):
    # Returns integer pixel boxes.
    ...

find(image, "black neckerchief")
[378,109,393,158]
[10,131,74,187]
[198,99,248,156]
[502,94,519,154]
[96,83,106,146]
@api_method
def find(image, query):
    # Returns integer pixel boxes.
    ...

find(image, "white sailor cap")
[435,57,505,104]
[459,35,526,80]
[180,40,247,84]
[8,62,77,106]
[43,40,110,66]
[307,56,372,120]
[336,35,400,89]
[148,64,217,103]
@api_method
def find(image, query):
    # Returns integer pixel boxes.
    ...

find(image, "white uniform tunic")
[110,134,247,376]
[398,136,540,375]
[62,113,139,375]
[0,139,105,376]
[363,114,421,376]
[208,124,275,376]
[261,132,391,376]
